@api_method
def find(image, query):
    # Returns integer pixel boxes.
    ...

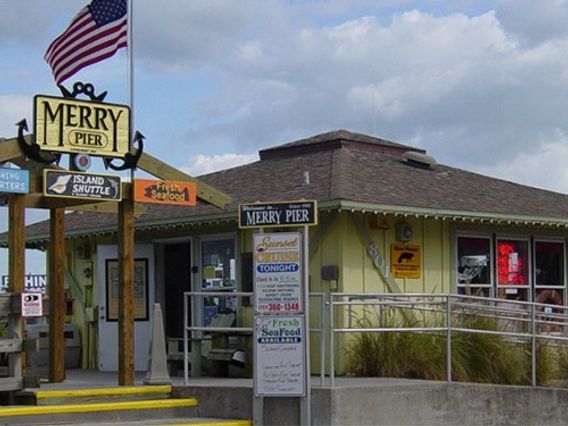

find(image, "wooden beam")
[69,201,147,217]
[118,184,135,385]
[137,152,231,208]
[22,192,146,216]
[48,208,65,383]
[8,195,25,380]
[0,138,24,163]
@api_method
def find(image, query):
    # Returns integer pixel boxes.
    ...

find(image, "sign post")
[240,200,317,426]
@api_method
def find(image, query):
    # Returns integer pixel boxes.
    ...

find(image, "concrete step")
[0,397,198,425]
[29,418,253,426]
[16,385,173,405]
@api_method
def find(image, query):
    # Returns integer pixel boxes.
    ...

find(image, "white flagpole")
[127,0,135,182]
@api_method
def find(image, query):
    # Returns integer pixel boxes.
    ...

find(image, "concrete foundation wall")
[175,379,568,425]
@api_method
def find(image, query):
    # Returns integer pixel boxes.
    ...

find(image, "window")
[535,241,564,287]
[534,240,565,310]
[201,237,237,326]
[455,233,567,305]
[497,239,529,286]
[457,236,491,285]
[456,235,492,297]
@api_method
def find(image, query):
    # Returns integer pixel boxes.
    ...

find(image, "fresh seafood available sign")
[43,170,121,201]
[254,315,306,397]
[254,232,302,314]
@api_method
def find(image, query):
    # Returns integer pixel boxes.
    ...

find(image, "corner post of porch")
[49,207,65,383]
[118,183,135,385]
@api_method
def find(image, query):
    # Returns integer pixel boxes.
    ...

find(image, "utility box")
[26,323,81,368]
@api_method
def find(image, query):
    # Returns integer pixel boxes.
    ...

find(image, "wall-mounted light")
[395,222,413,242]
[321,265,339,291]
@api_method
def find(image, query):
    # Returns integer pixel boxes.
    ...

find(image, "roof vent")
[402,151,437,169]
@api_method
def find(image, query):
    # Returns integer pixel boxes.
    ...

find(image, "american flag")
[45,0,127,85]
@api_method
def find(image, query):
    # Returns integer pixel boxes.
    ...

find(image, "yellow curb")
[0,397,197,417]
[165,421,252,426]
[34,385,172,399]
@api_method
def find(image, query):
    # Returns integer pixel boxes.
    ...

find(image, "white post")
[300,225,311,425]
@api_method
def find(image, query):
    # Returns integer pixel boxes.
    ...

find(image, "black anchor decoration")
[60,82,143,171]
[59,82,107,101]
[103,130,144,171]
[16,119,61,165]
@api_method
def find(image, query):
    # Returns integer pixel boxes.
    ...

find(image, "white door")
[97,244,154,371]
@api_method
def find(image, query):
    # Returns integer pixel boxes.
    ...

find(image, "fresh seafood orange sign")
[134,179,196,206]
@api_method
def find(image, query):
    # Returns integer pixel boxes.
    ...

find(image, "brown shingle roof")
[14,129,568,243]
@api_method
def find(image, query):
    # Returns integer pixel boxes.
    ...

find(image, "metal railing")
[180,291,568,389]
[329,292,568,387]
[182,291,326,386]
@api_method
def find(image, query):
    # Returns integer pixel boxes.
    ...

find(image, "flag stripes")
[44,0,127,84]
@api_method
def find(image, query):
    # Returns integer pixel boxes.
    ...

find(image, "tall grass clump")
[344,306,556,386]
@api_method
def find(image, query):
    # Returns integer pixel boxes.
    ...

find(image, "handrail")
[328,292,568,388]
[182,291,326,386]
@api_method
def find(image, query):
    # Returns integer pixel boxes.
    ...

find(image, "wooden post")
[8,195,25,380]
[118,184,135,385]
[49,208,65,383]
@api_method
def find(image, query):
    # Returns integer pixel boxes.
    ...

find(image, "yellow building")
[17,129,568,374]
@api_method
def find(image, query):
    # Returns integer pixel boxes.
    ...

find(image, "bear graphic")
[397,252,414,263]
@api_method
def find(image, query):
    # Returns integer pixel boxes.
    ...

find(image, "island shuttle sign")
[43,170,122,201]
[239,201,317,228]
[34,95,130,157]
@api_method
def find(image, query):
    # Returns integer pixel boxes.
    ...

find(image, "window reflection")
[201,238,236,326]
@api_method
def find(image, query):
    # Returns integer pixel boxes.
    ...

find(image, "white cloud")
[475,129,568,194]
[0,95,32,139]
[182,153,258,176]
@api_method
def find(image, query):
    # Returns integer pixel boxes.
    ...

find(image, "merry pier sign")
[34,95,130,157]
[239,201,317,228]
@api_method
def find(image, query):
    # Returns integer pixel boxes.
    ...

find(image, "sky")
[2,0,568,275]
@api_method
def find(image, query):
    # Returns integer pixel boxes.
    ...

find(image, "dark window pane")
[535,241,564,286]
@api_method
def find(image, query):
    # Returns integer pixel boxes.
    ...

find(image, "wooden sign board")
[34,95,130,158]
[239,200,317,228]
[43,170,122,201]
[390,243,421,279]
[134,179,196,206]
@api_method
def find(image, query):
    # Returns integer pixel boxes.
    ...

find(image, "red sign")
[134,179,196,206]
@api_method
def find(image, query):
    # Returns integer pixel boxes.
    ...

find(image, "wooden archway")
[0,136,230,385]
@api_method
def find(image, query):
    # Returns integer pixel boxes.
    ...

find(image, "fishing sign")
[134,179,196,206]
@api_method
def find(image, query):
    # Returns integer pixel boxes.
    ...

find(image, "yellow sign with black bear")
[391,244,421,279]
